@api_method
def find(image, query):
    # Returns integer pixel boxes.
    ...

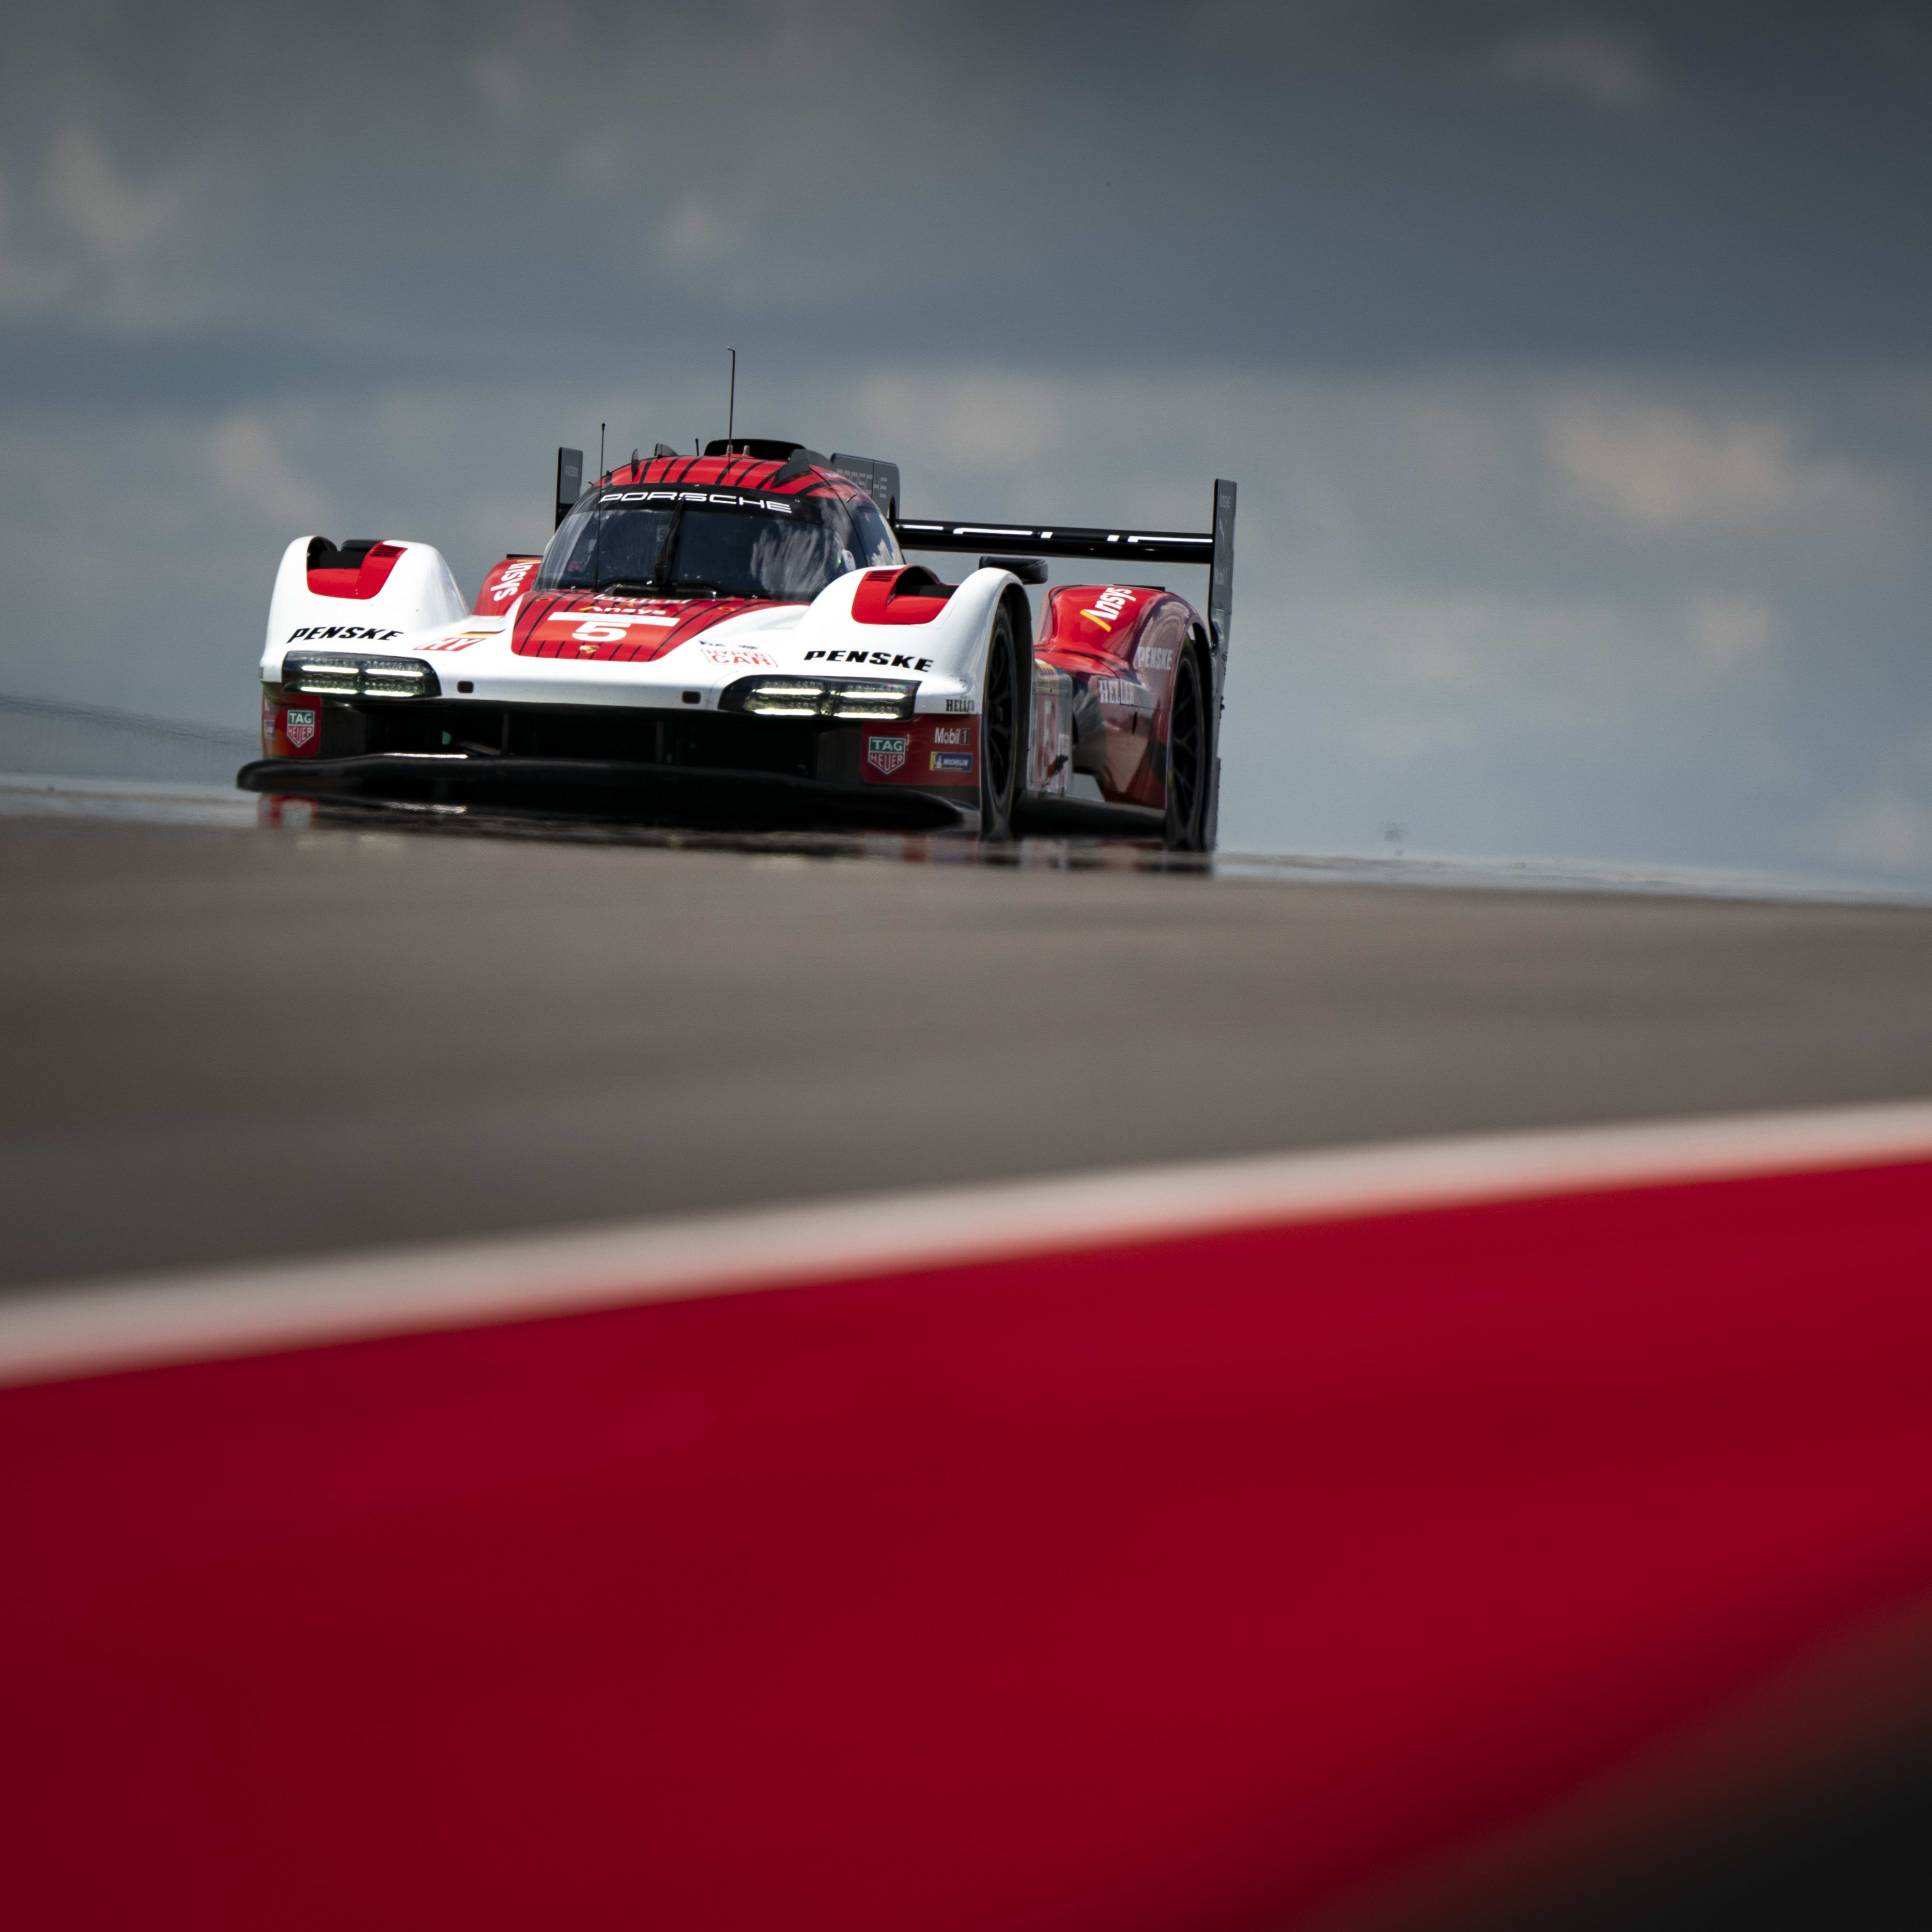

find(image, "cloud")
[467,48,528,119]
[1544,404,1816,527]
[1490,27,1662,111]
[658,198,744,274]
[206,413,326,529]
[1811,794,1932,872]
[0,167,68,318]
[1294,585,1679,731]
[856,374,1069,470]
[1687,595,1771,669]
[1403,400,1505,483]
[42,126,185,262]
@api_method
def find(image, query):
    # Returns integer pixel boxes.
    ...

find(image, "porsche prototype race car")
[238,440,1237,848]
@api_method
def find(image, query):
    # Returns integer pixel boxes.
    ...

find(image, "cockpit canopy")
[539,482,899,604]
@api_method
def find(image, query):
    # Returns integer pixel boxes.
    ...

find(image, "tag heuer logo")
[865,734,909,775]
[285,708,317,749]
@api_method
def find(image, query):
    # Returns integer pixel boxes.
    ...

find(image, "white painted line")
[4,1100,1931,1389]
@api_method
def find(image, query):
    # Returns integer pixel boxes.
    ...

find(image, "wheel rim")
[984,632,1015,811]
[1169,657,1202,837]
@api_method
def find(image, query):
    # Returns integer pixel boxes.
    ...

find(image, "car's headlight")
[739,680,827,717]
[281,653,441,699]
[721,677,917,721]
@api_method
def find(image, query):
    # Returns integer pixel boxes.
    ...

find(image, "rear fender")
[1037,584,1200,809]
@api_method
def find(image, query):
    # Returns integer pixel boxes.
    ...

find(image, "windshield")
[538,494,894,602]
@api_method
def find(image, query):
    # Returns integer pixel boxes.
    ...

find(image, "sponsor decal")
[415,632,491,652]
[1092,675,1146,707]
[486,560,535,604]
[933,725,971,746]
[288,625,404,642]
[598,489,794,515]
[1078,586,1138,631]
[562,612,677,643]
[866,734,909,776]
[944,697,977,713]
[931,751,973,774]
[285,708,317,749]
[698,641,777,669]
[803,648,934,671]
[1136,645,1174,673]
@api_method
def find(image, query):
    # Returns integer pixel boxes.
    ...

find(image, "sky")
[2,0,1930,876]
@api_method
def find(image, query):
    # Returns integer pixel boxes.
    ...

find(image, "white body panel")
[260,548,1018,722]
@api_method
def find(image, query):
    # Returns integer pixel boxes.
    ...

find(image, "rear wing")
[897,480,1237,847]
[892,478,1236,662]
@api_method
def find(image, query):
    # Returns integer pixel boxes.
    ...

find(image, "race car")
[238,440,1237,849]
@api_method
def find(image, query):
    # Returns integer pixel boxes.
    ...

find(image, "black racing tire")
[978,602,1027,842]
[1163,646,1209,852]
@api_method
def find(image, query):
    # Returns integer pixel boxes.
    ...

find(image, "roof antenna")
[727,347,736,451]
[598,422,606,482]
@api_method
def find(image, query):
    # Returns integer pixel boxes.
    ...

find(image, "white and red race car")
[240,440,1236,848]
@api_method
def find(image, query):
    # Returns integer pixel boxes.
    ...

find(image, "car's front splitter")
[236,755,975,833]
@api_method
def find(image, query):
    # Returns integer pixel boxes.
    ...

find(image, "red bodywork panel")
[260,690,320,758]
[512,591,789,664]
[472,555,539,616]
[851,567,950,626]
[596,452,871,504]
[307,543,404,601]
[1035,584,1198,810]
[857,714,978,787]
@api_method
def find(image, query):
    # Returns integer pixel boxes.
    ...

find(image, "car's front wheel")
[979,605,1026,841]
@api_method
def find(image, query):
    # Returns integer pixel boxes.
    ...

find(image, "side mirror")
[979,555,1048,584]
[555,447,583,528]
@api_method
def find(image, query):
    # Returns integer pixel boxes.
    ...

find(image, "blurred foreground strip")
[5,1100,1932,1386]
[5,1103,1932,1930]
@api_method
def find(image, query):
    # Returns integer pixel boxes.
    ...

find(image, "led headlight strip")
[281,652,442,700]
[720,676,917,722]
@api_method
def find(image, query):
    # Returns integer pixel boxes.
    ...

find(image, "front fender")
[790,566,1015,709]
[262,538,469,678]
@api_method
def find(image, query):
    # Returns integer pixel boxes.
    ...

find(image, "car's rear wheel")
[1163,647,1208,851]
[979,605,1026,841]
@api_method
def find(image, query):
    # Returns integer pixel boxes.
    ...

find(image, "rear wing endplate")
[555,448,583,529]
[829,455,903,522]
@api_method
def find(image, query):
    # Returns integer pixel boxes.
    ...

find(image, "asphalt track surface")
[7,806,1932,1293]
[12,799,1932,1932]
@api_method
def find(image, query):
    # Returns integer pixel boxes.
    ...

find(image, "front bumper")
[250,690,981,830]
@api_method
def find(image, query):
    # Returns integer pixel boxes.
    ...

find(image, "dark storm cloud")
[3,0,1931,408]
